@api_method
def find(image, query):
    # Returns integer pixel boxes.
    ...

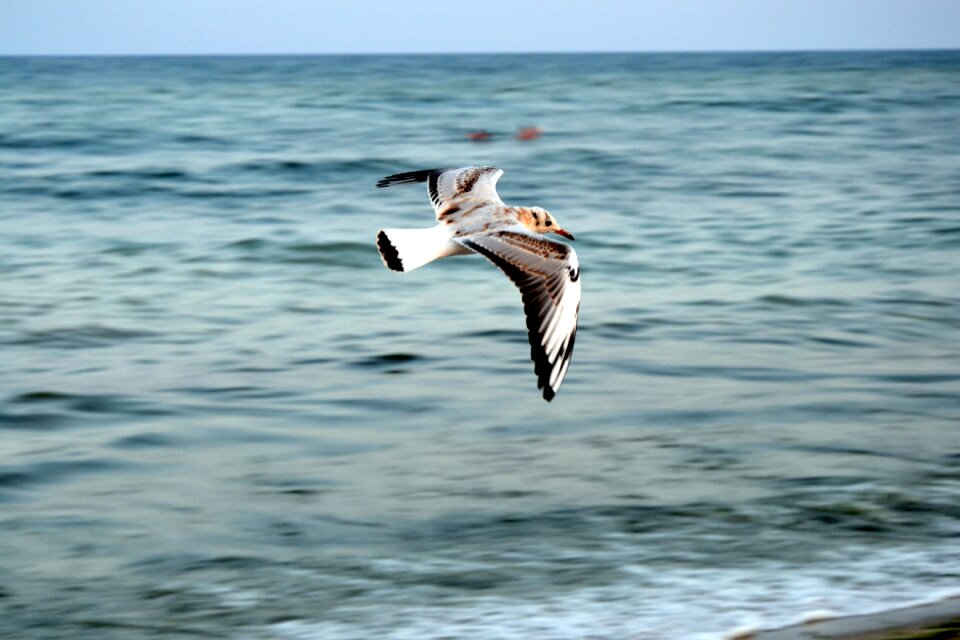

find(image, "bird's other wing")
[457,228,580,401]
[377,166,505,215]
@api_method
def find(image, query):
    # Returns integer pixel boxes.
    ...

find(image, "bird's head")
[525,206,574,240]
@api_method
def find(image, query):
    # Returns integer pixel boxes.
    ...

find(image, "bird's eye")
[545,220,553,226]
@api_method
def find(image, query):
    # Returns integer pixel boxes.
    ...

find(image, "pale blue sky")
[2,0,959,55]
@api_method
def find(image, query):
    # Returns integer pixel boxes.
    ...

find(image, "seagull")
[375,166,580,401]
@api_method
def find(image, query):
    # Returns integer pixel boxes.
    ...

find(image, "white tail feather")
[376,226,465,272]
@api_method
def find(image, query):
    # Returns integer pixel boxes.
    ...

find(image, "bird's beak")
[555,228,575,240]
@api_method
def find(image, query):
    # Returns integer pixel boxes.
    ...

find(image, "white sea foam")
[246,543,960,640]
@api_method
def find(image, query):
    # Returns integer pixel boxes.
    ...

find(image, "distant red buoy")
[515,127,542,141]
[466,130,494,142]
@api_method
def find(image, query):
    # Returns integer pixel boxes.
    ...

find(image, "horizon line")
[1,46,959,59]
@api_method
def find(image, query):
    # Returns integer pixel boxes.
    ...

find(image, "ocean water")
[1,51,959,639]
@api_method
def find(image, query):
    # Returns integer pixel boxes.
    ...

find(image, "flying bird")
[375,166,580,401]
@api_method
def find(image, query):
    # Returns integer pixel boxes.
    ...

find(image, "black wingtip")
[463,237,571,403]
[376,230,404,272]
[376,169,444,189]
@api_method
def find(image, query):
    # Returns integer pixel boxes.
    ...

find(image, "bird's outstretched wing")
[377,167,505,216]
[457,228,580,401]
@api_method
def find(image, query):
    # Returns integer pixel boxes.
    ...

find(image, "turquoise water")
[1,51,959,639]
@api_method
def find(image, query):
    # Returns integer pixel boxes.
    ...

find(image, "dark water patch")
[0,411,66,431]
[283,242,372,266]
[9,390,75,404]
[182,555,271,573]
[932,225,960,235]
[785,444,909,461]
[895,215,943,225]
[805,333,877,349]
[229,158,320,176]
[867,373,960,385]
[640,408,742,427]
[7,325,160,349]
[282,303,326,316]
[778,125,836,137]
[110,432,177,449]
[458,328,527,344]
[874,295,954,308]
[614,361,702,378]
[756,483,960,537]
[0,134,92,150]
[681,447,745,472]
[416,570,510,591]
[227,238,372,267]
[755,294,852,308]
[0,458,129,494]
[808,445,896,459]
[618,361,825,383]
[590,319,648,338]
[0,471,37,489]
[776,400,899,420]
[24,183,173,201]
[227,238,271,251]
[550,147,626,169]
[352,352,425,368]
[766,476,878,492]
[71,395,173,416]
[173,133,233,147]
[185,267,253,281]
[447,488,547,500]
[175,186,312,199]
[249,474,341,497]
[358,561,514,592]
[221,366,287,375]
[72,619,206,637]
[224,157,396,180]
[664,98,744,110]
[411,495,956,565]
[85,168,189,181]
[100,240,181,257]
[664,96,853,114]
[205,387,297,401]
[773,97,853,114]
[288,356,334,366]
[403,503,775,559]
[8,391,172,417]
[164,385,278,400]
[323,157,440,176]
[718,189,787,199]
[791,502,897,534]
[330,396,435,415]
